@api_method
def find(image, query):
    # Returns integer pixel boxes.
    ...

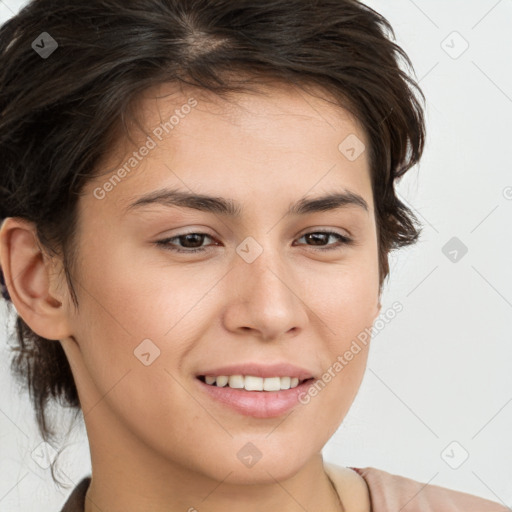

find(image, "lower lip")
[196,377,316,418]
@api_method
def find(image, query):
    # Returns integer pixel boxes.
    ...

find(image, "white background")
[0,0,511,510]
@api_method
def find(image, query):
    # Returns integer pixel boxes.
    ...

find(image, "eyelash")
[155,230,353,254]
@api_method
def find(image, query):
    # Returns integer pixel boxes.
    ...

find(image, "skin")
[0,80,381,512]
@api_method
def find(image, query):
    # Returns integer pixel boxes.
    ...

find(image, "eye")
[155,232,217,253]
[294,230,353,251]
[155,229,353,254]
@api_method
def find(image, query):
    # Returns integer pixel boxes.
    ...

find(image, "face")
[59,80,381,484]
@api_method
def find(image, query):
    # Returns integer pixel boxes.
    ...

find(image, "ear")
[0,217,73,340]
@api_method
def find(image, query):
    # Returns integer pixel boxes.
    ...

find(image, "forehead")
[138,79,366,140]
[87,79,373,218]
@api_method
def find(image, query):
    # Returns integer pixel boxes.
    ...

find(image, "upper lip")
[196,362,316,380]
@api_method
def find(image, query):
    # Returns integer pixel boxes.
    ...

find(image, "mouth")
[195,375,317,418]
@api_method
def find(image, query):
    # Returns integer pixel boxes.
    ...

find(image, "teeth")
[214,375,228,387]
[203,375,303,391]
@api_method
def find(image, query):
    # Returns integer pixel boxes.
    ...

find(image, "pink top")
[60,466,510,511]
[329,464,509,511]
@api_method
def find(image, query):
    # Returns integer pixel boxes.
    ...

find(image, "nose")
[221,241,309,342]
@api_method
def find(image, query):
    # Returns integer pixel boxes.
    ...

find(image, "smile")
[196,375,316,418]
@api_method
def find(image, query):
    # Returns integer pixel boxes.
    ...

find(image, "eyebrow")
[124,187,369,217]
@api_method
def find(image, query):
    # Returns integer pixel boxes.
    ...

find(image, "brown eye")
[156,232,217,253]
[295,231,353,251]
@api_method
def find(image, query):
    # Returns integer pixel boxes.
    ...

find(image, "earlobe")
[0,217,72,340]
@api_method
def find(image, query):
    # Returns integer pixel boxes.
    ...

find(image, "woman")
[0,0,507,510]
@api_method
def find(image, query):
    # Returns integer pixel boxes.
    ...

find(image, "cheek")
[304,248,380,332]
[74,235,178,337]
[69,237,221,413]
[299,251,378,417]
[69,258,192,442]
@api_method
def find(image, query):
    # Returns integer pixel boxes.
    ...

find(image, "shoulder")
[324,462,371,512]
[350,466,509,512]
[59,477,90,512]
